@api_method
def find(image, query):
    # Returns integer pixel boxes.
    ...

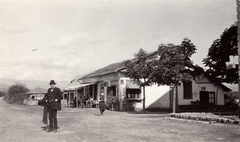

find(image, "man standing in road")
[47,80,63,133]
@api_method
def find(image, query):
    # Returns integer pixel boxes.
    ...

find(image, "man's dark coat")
[47,87,63,110]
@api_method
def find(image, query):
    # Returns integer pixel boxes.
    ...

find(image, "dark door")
[200,91,209,110]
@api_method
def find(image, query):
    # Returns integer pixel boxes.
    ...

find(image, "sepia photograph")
[0,0,240,142]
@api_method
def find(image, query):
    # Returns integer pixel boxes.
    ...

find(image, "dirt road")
[0,98,240,142]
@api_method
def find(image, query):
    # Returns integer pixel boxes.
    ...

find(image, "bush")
[0,91,6,97]
[3,83,29,104]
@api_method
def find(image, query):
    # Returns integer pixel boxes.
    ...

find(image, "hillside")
[0,78,70,90]
[0,83,9,92]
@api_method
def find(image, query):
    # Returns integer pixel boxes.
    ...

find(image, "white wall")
[134,85,171,110]
[145,85,170,108]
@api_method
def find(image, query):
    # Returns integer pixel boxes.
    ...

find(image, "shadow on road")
[41,125,60,131]
[41,125,49,131]
[132,115,168,119]
[94,114,102,116]
[127,111,171,114]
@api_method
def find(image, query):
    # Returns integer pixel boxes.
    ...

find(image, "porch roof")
[64,83,93,91]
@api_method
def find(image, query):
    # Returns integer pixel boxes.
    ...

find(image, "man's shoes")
[43,125,49,131]
[46,129,53,132]
[54,129,57,133]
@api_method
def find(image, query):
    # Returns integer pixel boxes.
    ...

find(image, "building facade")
[65,61,231,111]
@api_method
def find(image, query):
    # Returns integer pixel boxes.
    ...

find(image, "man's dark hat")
[49,80,56,85]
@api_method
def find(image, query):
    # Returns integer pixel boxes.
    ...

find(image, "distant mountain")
[0,78,70,90]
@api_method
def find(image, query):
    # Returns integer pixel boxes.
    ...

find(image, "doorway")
[200,91,215,110]
[200,91,209,110]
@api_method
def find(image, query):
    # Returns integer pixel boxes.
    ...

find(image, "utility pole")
[236,0,240,118]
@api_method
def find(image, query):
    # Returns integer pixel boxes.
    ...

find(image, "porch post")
[83,87,86,108]
[68,91,70,107]
[76,89,78,108]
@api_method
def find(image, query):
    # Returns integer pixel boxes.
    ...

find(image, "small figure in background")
[83,95,88,108]
[73,97,77,108]
[99,93,105,115]
[89,96,94,108]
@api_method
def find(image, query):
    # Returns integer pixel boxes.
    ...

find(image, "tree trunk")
[173,85,178,113]
[143,85,146,112]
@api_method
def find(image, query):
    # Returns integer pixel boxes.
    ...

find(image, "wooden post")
[68,91,70,107]
[83,87,86,108]
[76,90,78,108]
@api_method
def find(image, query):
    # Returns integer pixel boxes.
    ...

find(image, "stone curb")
[169,113,240,125]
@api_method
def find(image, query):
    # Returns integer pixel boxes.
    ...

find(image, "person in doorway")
[73,97,77,108]
[46,80,63,133]
[99,93,105,115]
[83,95,88,108]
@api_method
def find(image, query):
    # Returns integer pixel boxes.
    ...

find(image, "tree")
[3,83,29,104]
[151,40,196,85]
[203,23,238,83]
[124,49,154,111]
[151,38,198,113]
[125,38,198,113]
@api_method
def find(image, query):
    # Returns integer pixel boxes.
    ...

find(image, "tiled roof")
[82,61,126,79]
[81,51,158,79]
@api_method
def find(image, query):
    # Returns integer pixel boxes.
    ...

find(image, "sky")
[0,0,237,82]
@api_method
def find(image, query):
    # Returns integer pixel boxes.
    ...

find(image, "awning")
[64,83,93,91]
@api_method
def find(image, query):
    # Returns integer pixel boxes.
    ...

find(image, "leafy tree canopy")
[125,38,199,87]
[151,38,199,86]
[203,23,238,83]
[124,48,153,87]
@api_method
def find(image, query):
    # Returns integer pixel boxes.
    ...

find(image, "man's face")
[50,84,55,88]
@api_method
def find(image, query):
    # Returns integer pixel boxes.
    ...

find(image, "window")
[209,92,215,104]
[126,89,141,99]
[183,81,192,99]
[201,86,206,91]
